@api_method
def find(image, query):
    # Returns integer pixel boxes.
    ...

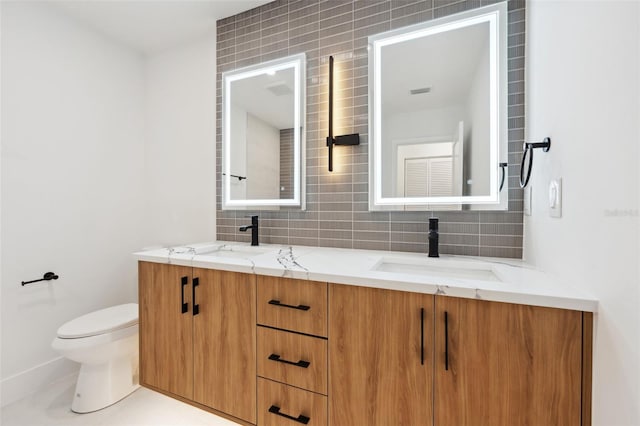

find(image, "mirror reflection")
[223,54,305,209]
[369,3,507,210]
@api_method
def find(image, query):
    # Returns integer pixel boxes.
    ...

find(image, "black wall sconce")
[326,55,359,172]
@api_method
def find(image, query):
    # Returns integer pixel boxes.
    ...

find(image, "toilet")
[51,303,140,413]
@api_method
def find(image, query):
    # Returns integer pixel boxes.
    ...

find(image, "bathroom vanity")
[135,243,596,426]
[140,2,592,424]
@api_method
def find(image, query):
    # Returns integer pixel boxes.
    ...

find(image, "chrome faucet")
[239,215,259,246]
[428,217,439,257]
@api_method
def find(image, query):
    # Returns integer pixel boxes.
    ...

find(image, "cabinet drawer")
[258,378,327,426]
[257,327,327,395]
[257,276,327,337]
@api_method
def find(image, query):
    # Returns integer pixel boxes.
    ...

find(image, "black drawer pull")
[420,308,425,365]
[444,311,449,371]
[268,405,310,424]
[268,353,310,368]
[268,299,310,311]
[192,277,200,316]
[180,276,188,314]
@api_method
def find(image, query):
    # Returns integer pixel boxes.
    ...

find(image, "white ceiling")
[53,0,271,54]
[232,68,296,129]
[382,22,489,115]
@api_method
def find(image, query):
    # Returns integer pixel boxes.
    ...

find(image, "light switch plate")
[549,178,562,218]
[524,185,532,216]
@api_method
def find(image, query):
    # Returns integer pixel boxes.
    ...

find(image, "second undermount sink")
[372,257,501,282]
[197,244,274,259]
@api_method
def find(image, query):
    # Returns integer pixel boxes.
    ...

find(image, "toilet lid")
[57,303,138,338]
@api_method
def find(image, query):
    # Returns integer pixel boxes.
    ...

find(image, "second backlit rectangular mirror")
[369,2,508,211]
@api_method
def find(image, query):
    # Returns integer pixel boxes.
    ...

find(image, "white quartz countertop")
[133,241,598,312]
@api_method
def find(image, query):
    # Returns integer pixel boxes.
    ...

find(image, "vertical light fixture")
[326,55,359,172]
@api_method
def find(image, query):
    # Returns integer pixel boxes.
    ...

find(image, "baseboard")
[1,357,79,407]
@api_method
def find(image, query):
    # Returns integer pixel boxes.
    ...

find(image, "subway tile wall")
[217,0,525,258]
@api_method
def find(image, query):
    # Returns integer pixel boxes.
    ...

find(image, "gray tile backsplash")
[217,0,525,258]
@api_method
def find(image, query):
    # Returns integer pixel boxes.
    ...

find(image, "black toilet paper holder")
[22,272,59,286]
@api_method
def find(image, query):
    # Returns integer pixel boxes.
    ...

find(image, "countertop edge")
[133,245,598,313]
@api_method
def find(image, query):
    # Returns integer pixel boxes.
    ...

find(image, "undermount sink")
[197,244,274,259]
[372,257,501,282]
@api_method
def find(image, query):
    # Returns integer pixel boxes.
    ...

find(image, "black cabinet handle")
[268,353,310,369]
[268,405,310,425]
[420,308,425,365]
[180,276,188,314]
[268,299,310,311]
[192,277,200,316]
[444,311,449,371]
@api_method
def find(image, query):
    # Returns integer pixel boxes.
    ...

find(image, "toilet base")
[71,356,140,413]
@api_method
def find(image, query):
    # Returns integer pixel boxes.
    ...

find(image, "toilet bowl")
[51,303,140,413]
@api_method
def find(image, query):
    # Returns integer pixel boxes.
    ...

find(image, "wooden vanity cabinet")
[257,275,328,337]
[434,296,584,426]
[257,378,327,426]
[139,262,194,399]
[192,267,256,423]
[256,275,329,426]
[257,326,328,395]
[140,265,591,426]
[328,285,591,426]
[139,262,256,425]
[329,284,434,426]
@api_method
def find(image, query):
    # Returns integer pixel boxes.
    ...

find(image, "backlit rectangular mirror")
[369,2,508,211]
[222,53,305,209]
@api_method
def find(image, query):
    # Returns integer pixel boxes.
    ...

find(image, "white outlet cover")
[549,178,562,218]
[524,186,532,216]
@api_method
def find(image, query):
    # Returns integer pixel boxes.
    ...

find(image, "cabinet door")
[435,296,582,426]
[139,262,193,399]
[193,268,256,424]
[329,284,433,426]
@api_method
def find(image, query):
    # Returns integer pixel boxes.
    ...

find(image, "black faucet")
[239,215,259,246]
[428,217,439,258]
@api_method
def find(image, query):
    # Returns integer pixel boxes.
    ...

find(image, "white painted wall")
[525,2,639,425]
[144,36,217,246]
[1,1,146,404]
[1,3,218,406]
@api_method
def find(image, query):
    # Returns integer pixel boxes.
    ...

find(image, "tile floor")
[1,374,239,426]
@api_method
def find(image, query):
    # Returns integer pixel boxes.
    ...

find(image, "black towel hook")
[499,162,508,191]
[520,137,551,188]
